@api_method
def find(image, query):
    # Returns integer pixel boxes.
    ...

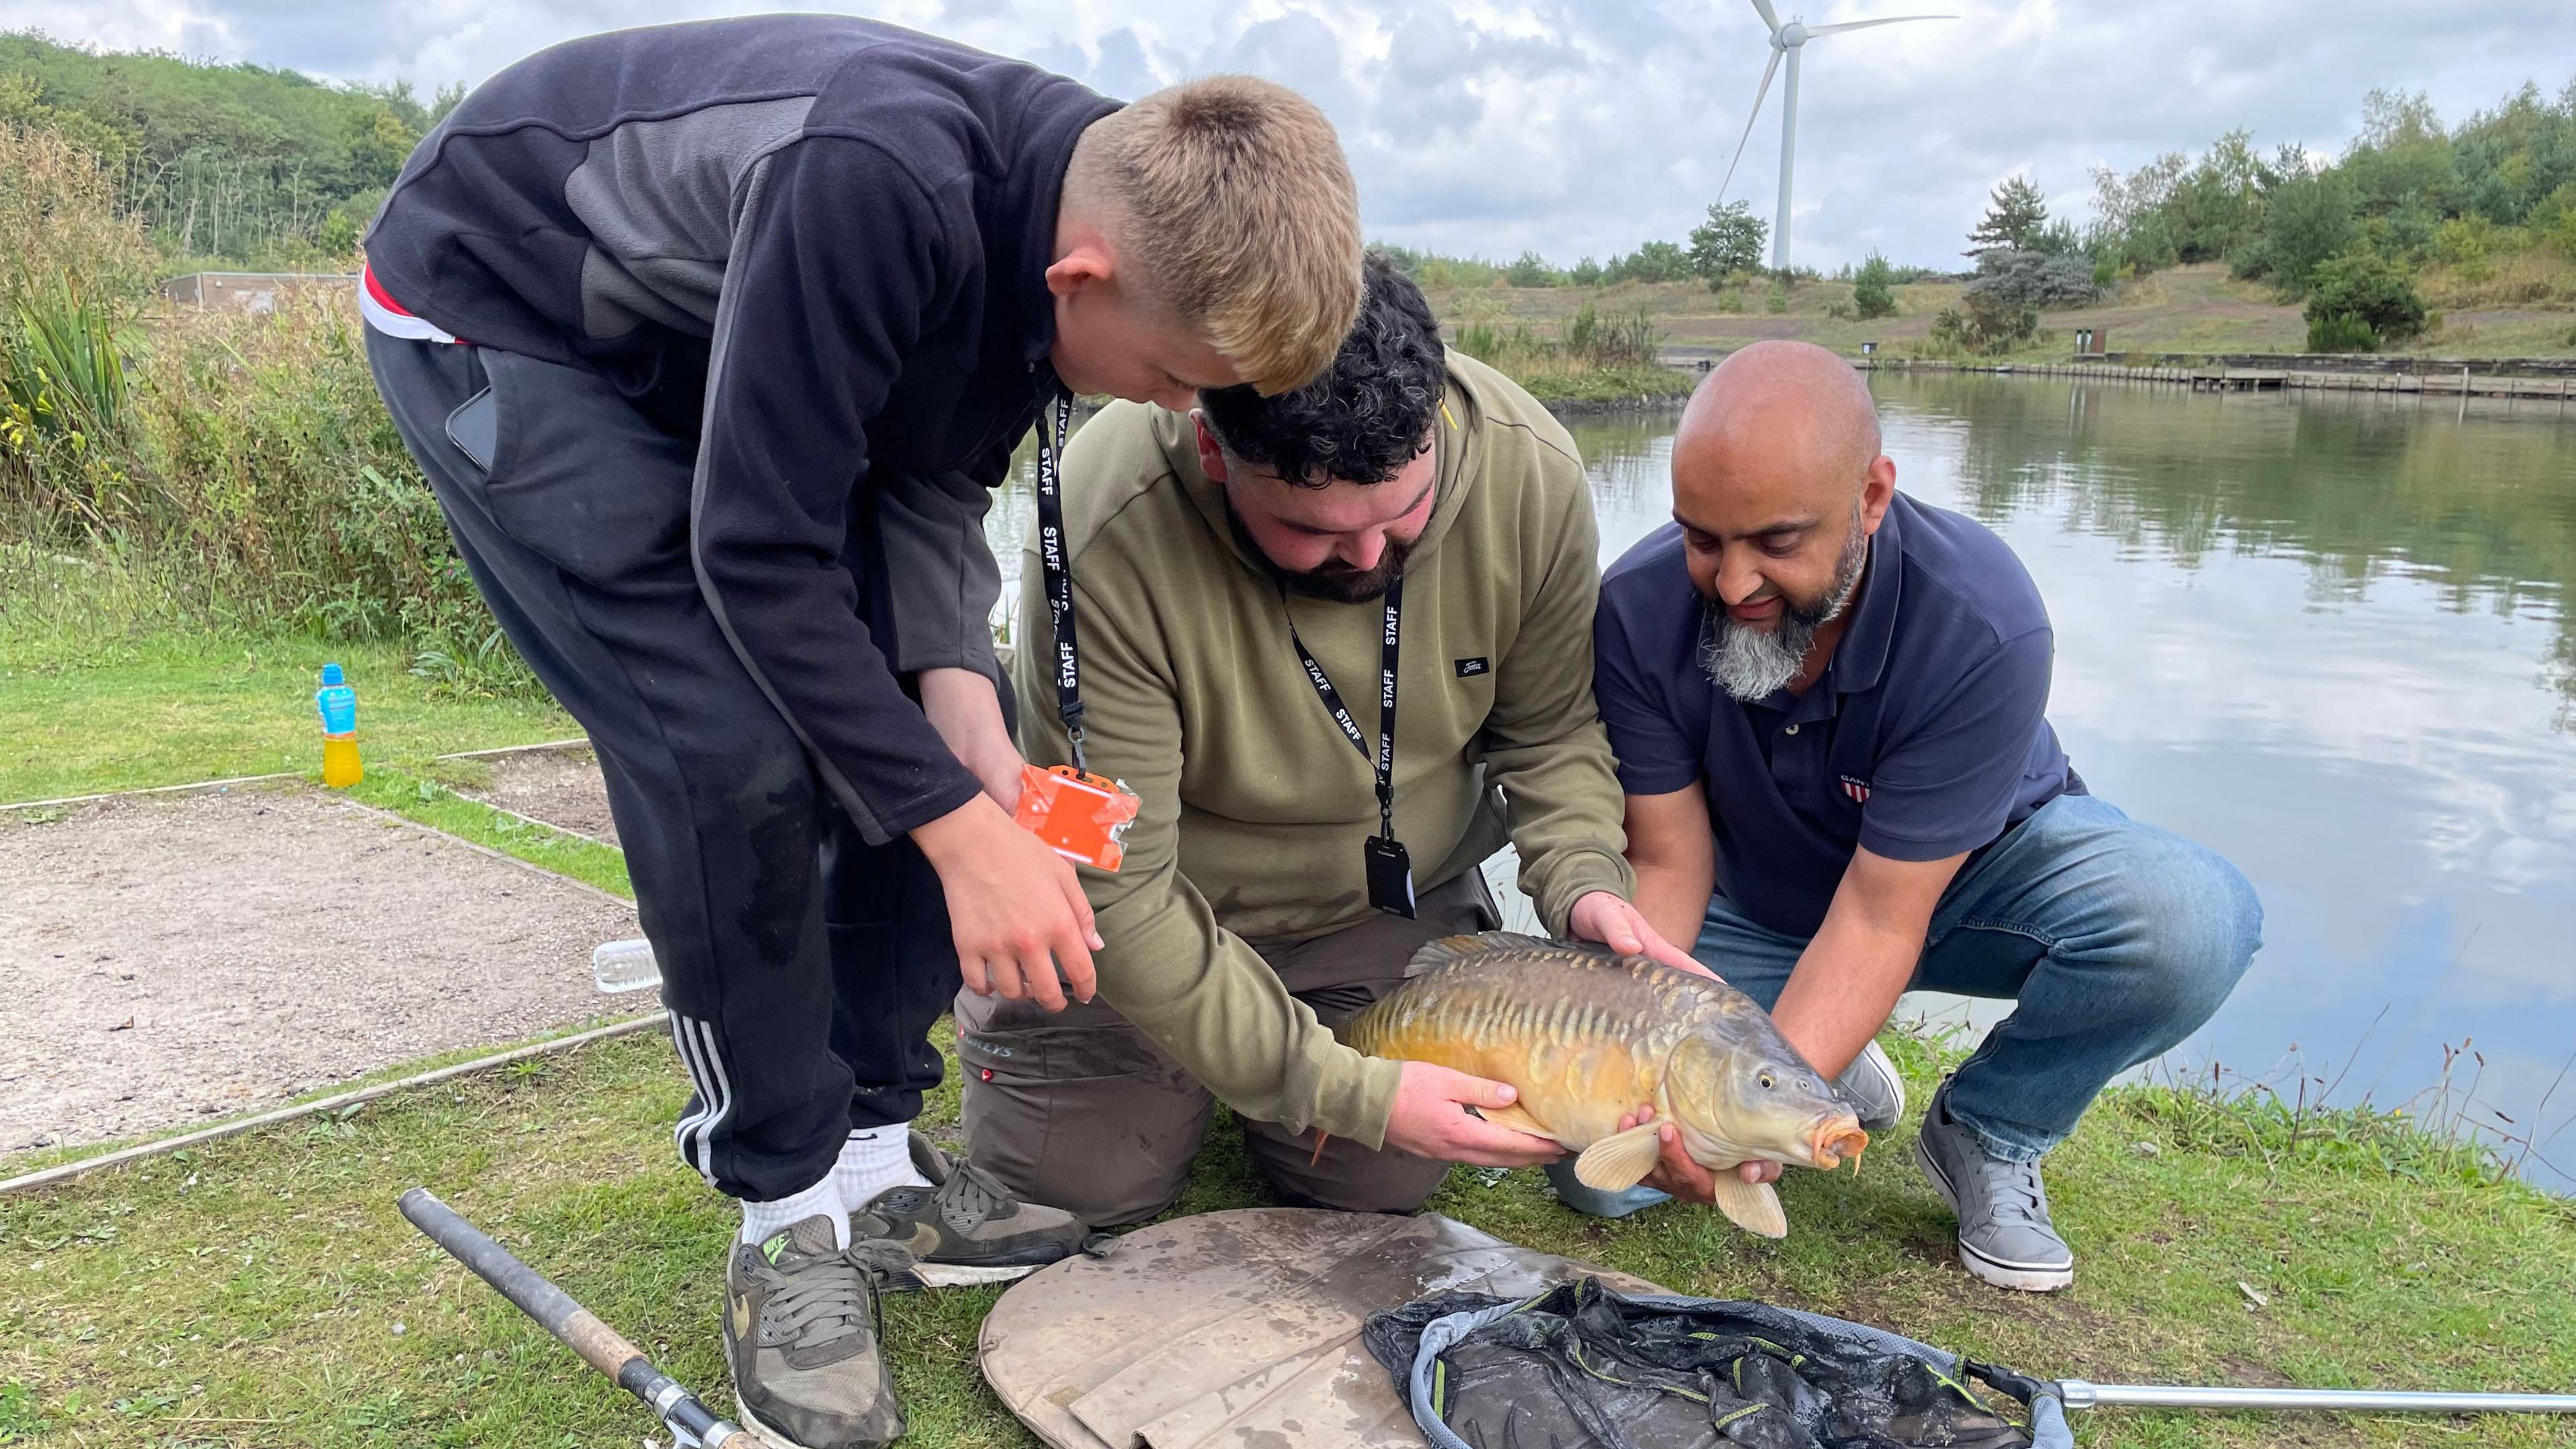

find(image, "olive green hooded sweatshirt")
[1011,352,1633,1147]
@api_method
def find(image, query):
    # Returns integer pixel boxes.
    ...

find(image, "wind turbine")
[1717,1,1954,273]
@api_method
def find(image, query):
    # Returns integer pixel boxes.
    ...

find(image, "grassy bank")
[0,604,573,807]
[1430,261,2576,365]
[7,613,2574,1448]
[5,1024,2572,1448]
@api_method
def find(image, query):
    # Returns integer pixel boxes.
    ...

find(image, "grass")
[7,553,2575,1449]
[0,598,574,808]
[1496,359,1696,405]
[5,1027,2573,1448]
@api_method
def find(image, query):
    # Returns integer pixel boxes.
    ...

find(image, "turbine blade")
[1803,15,1955,35]
[1748,0,1782,34]
[1717,47,1783,201]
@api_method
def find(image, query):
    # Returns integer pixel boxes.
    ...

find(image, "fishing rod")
[398,1187,757,1448]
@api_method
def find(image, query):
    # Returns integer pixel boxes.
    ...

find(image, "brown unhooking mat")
[979,1208,1666,1449]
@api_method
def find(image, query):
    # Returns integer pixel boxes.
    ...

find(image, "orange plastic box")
[1010,763,1141,871]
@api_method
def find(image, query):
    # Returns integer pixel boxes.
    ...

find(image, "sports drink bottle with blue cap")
[316,663,364,788]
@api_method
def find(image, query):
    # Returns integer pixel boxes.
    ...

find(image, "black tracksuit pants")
[367,331,963,1203]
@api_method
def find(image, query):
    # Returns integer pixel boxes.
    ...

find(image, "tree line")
[0,32,460,269]
[1964,77,2576,352]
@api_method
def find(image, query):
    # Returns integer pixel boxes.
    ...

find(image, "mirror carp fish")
[1341,932,1869,1237]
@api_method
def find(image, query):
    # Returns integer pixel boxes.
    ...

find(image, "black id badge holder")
[1364,836,1417,918]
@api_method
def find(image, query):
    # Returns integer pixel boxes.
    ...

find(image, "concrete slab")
[0,783,644,1157]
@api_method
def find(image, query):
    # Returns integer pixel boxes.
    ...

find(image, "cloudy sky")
[9,0,2575,270]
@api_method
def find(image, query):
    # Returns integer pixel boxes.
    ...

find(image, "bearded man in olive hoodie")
[966,257,1701,1224]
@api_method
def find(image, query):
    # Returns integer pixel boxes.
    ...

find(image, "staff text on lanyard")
[1282,578,1415,918]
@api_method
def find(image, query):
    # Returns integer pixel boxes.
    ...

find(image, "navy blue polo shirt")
[1595,492,2080,939]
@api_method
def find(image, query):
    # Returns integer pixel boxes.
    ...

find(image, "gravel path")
[455,746,621,846]
[0,784,647,1158]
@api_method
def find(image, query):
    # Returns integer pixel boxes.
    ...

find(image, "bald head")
[1665,341,1898,696]
[1678,340,1882,492]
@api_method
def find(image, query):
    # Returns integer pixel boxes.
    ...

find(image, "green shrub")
[1851,251,1896,319]
[1686,200,1766,281]
[1969,248,2102,308]
[2306,311,2380,353]
[2304,247,2427,343]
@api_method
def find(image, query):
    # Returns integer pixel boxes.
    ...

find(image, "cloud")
[11,0,2576,268]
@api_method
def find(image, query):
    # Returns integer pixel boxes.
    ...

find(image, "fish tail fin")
[1403,930,1566,977]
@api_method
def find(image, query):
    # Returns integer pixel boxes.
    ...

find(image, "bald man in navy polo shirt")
[1587,341,2260,1291]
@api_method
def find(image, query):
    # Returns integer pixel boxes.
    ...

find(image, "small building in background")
[2072,326,2108,356]
[160,272,358,314]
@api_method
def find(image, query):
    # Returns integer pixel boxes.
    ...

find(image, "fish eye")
[1758,1071,1776,1091]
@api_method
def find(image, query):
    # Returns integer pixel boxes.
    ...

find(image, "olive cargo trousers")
[956,871,1501,1226]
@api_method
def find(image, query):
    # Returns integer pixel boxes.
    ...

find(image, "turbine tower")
[1718,1,1954,273]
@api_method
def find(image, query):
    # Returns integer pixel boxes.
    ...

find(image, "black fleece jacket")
[364,15,1117,842]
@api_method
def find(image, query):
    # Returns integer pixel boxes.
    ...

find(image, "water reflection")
[996,380,2576,1187]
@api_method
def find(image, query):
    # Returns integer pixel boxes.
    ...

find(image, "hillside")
[0,32,437,268]
[1427,260,2576,362]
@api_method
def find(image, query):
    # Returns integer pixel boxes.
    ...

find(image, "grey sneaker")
[1835,1040,1907,1134]
[1911,1077,2074,1292]
[723,1216,911,1449]
[851,1132,1087,1288]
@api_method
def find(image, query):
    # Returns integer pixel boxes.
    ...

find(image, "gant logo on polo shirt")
[1839,775,1872,803]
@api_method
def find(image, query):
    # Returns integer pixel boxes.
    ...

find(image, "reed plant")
[1448,303,1685,402]
[0,118,534,696]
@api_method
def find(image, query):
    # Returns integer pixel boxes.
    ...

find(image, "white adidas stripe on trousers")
[668,1012,735,1185]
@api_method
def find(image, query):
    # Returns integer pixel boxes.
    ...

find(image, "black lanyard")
[1282,577,1402,841]
[1283,579,1415,916]
[1030,387,1087,771]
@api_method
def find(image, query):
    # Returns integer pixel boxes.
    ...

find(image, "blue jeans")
[1697,793,2260,1164]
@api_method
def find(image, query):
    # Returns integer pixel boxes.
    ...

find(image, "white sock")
[833,1125,932,1209]
[739,1172,849,1248]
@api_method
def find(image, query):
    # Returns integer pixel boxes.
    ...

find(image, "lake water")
[994,375,2576,1188]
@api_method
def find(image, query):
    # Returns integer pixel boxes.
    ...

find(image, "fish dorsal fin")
[1403,930,1602,977]
[1572,1122,1664,1190]
[1708,1174,1789,1240]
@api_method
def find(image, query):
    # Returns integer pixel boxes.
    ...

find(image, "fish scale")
[1340,931,1868,1238]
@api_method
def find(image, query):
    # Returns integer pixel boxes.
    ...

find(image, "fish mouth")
[1810,1121,1870,1171]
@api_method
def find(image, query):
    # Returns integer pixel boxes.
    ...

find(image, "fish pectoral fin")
[1470,1104,1559,1142]
[1572,1122,1666,1190]
[1707,1172,1789,1240]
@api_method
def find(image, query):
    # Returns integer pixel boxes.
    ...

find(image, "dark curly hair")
[1198,252,1446,489]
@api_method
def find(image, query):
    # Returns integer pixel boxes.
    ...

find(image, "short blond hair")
[1073,75,1361,395]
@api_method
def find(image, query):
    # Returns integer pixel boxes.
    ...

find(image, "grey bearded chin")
[1701,519,1868,702]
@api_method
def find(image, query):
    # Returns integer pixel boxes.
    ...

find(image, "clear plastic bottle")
[315,663,364,788]
[592,938,661,994]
